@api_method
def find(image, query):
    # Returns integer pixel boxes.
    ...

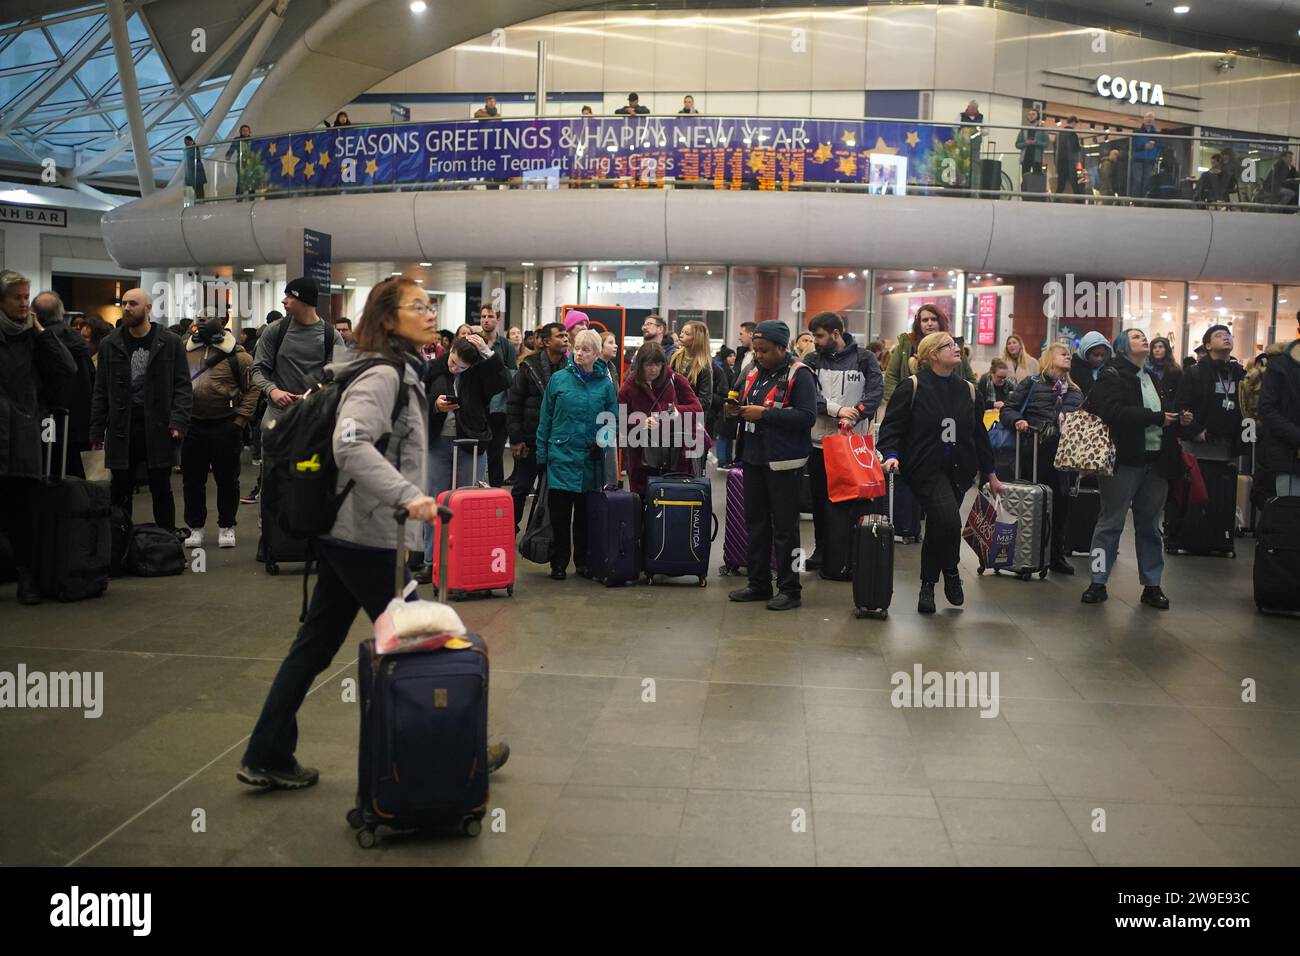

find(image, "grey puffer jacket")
[326,352,428,551]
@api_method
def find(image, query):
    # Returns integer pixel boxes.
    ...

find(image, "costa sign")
[1094,74,1165,107]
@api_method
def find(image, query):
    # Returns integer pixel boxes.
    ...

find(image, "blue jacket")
[535,357,618,492]
[1134,124,1160,163]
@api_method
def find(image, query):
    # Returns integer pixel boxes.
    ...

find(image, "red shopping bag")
[822,431,887,503]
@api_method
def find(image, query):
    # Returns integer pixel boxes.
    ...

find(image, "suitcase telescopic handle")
[1014,426,1040,485]
[393,503,453,601]
[451,438,479,490]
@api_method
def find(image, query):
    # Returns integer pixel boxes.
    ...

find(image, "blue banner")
[244,116,972,193]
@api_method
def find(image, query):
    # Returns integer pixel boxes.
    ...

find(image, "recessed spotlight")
[419,262,432,267]
[847,272,856,279]
[684,265,690,271]
[243,267,254,273]
[415,279,423,283]
[410,1,427,12]
[391,272,402,276]
[521,262,535,267]
[1173,5,1190,14]
[886,286,894,292]
[346,277,356,282]
[1189,293,1199,301]
[706,270,713,276]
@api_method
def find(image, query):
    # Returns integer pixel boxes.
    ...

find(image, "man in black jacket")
[726,320,818,611]
[1,270,76,604]
[506,322,568,532]
[1258,337,1300,496]
[803,313,883,573]
[1176,324,1245,459]
[1081,329,1190,610]
[32,291,93,479]
[90,288,193,533]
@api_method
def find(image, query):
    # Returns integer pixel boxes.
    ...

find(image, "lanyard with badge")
[1216,370,1235,412]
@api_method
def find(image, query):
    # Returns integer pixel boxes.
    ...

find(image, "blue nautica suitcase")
[587,487,642,586]
[643,474,717,586]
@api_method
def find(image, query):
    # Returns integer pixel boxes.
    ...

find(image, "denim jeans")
[243,538,409,771]
[1090,462,1168,586]
[714,430,733,467]
[422,436,486,564]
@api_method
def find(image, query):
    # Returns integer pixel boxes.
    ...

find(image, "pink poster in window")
[977,293,998,345]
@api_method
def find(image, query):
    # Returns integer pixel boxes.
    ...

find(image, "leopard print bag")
[1053,409,1116,477]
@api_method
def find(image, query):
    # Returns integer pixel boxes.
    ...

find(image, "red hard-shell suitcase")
[432,439,515,599]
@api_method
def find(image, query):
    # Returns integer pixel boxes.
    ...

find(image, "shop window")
[661,265,727,353]
[1186,282,1273,364]
[872,268,959,352]
[965,273,1015,376]
[1274,288,1300,345]
[801,269,868,342]
[1124,280,1185,362]
[581,262,660,343]
[728,266,799,348]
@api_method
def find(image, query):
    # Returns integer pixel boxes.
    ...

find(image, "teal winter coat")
[535,357,618,492]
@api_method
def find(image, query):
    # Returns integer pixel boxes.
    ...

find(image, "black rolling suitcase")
[852,474,895,619]
[1254,495,1300,616]
[349,505,489,848]
[1164,458,1238,557]
[819,498,871,582]
[33,409,111,602]
[256,462,311,574]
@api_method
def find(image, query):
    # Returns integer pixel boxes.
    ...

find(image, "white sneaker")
[218,527,236,549]
[183,528,204,548]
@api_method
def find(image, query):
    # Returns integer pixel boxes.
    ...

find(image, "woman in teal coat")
[535,329,618,579]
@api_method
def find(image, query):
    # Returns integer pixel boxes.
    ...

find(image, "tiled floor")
[2,465,1299,866]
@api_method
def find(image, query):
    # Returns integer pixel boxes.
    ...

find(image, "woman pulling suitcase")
[238,277,509,790]
[878,331,1006,614]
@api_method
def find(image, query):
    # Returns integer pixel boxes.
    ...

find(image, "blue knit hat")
[752,320,790,349]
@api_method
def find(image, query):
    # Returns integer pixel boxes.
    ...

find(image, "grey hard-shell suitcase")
[980,429,1052,581]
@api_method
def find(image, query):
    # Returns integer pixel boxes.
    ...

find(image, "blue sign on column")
[303,228,332,323]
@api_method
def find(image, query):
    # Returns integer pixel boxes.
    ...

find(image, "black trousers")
[548,488,589,572]
[243,539,404,771]
[110,416,176,531]
[487,412,508,488]
[182,418,243,529]
[911,473,965,583]
[0,476,37,569]
[744,464,803,596]
[511,450,544,532]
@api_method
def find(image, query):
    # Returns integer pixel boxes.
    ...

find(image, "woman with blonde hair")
[669,319,714,412]
[879,330,1004,614]
[1001,332,1040,383]
[999,341,1083,575]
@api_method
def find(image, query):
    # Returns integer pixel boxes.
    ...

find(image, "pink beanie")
[563,310,590,331]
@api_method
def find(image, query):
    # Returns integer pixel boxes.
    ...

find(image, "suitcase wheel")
[976,566,985,576]
[461,816,482,838]
[356,828,378,849]
[1228,552,1236,560]
[266,563,280,575]
[346,807,364,830]
[1038,569,1049,580]
[718,566,730,576]
[1019,570,1032,582]
[698,578,707,588]
[506,584,514,597]
[644,574,655,585]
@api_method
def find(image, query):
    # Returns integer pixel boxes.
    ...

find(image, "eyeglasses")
[939,341,960,351]
[400,302,434,316]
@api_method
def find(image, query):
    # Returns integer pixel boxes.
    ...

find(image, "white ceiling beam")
[105,0,154,195]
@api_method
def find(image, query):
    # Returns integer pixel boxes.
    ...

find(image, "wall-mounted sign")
[977,293,998,346]
[589,279,658,296]
[0,202,66,227]
[390,103,410,123]
[302,228,332,323]
[1095,74,1165,107]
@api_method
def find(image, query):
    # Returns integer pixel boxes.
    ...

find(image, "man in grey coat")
[90,287,192,533]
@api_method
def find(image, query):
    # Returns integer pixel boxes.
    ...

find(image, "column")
[429,261,467,330]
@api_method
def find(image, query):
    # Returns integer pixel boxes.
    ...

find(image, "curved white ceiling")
[101,185,1300,284]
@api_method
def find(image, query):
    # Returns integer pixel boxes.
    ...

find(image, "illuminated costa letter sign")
[1094,74,1166,107]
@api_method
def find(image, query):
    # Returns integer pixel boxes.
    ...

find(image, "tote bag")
[822,431,887,503]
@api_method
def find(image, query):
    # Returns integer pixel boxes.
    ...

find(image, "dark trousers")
[110,416,175,531]
[808,446,831,554]
[0,476,37,568]
[487,412,508,488]
[243,539,406,771]
[912,474,964,583]
[511,450,544,532]
[744,464,802,596]
[548,488,589,572]
[182,418,243,529]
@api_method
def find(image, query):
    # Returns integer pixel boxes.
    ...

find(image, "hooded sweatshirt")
[1071,331,1114,398]
[803,331,883,448]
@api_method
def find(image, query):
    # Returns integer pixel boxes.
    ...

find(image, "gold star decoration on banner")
[303,162,315,179]
[304,139,314,154]
[871,136,899,155]
[840,130,857,147]
[836,154,857,177]
[905,130,920,148]
[279,146,300,177]
[317,151,330,169]
[365,158,378,176]
[748,152,767,173]
[268,141,277,155]
[812,142,832,163]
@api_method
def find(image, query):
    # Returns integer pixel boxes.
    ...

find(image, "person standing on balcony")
[679,95,700,115]
[1098,147,1123,199]
[183,136,207,200]
[474,96,501,120]
[1131,112,1160,199]
[615,93,650,116]
[959,100,984,190]
[1015,108,1046,182]
[225,124,252,201]
[1054,116,1083,197]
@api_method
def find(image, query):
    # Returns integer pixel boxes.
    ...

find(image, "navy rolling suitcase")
[1164,458,1238,557]
[350,506,489,848]
[1254,495,1300,617]
[587,487,642,586]
[643,474,717,586]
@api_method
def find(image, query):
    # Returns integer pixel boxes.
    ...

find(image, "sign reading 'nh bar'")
[0,202,67,228]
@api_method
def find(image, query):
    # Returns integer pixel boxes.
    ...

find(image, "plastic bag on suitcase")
[962,488,1017,571]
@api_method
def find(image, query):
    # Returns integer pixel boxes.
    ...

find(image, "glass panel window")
[582,262,659,344]
[872,268,960,352]
[76,51,120,98]
[1186,282,1273,364]
[540,267,579,325]
[44,16,103,57]
[801,268,868,345]
[42,76,92,107]
[0,69,50,111]
[4,28,58,69]
[661,265,726,353]
[132,49,171,91]
[728,266,799,352]
[964,273,1016,375]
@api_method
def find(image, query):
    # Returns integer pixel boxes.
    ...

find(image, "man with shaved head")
[90,287,192,535]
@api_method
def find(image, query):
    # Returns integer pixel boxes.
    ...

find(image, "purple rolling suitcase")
[719,464,776,576]
[587,488,642,586]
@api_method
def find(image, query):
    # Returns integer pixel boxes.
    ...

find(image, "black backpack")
[261,358,409,540]
[127,524,186,577]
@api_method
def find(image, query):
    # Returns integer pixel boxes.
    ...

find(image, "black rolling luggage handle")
[396,502,454,603]
[41,407,71,484]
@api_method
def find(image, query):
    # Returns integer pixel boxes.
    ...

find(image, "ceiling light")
[1214,294,1222,301]
[521,262,535,267]
[1280,298,1289,304]
[886,286,894,292]
[1189,293,1199,301]
[847,272,856,279]
[391,272,402,276]
[706,270,713,275]
[1219,307,1228,316]
[346,277,356,282]
[419,262,432,267]
[410,1,427,12]
[684,265,690,271]
[1173,5,1190,14]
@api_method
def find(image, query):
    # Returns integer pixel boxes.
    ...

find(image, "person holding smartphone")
[413,332,509,580]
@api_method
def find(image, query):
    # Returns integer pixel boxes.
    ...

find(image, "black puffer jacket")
[0,324,76,478]
[1176,354,1246,452]
[1258,339,1300,474]
[878,369,996,490]
[1086,356,1180,477]
[506,349,563,449]
[1000,373,1083,431]
[423,351,509,447]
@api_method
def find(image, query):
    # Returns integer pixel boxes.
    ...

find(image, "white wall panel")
[550,9,605,92]
[1226,56,1264,134]
[501,16,550,92]
[603,11,656,98]
[934,6,995,93]
[371,49,456,94]
[756,91,812,119]
[706,11,761,93]
[653,11,708,96]
[1026,16,1086,110]
[706,92,759,117]
[756,10,813,93]
[809,6,866,92]
[991,8,1028,101]
[809,90,864,120]
[865,5,936,91]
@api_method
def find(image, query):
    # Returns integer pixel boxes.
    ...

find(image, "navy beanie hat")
[752,320,790,349]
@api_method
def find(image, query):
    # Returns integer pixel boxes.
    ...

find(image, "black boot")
[942,569,965,606]
[918,581,937,614]
[17,568,41,606]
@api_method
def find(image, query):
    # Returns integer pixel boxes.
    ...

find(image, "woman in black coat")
[1146,336,1181,405]
[879,331,1005,614]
